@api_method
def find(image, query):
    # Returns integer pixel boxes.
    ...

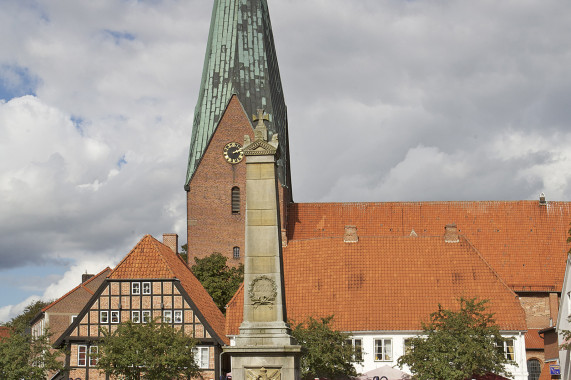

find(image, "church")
[184,1,570,379]
[39,0,570,379]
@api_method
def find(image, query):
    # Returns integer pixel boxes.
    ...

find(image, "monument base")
[224,345,302,380]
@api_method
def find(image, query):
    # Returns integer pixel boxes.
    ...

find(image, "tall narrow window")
[231,187,240,214]
[527,359,541,380]
[233,247,240,259]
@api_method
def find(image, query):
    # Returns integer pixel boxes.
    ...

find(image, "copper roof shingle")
[109,235,228,344]
[227,235,527,335]
[287,201,571,291]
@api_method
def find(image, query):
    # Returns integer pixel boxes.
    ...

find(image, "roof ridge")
[109,235,153,277]
[459,235,521,301]
[148,237,178,278]
[41,267,112,312]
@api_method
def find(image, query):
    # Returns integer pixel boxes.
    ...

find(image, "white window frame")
[78,345,87,366]
[142,310,151,323]
[193,346,210,369]
[374,338,393,361]
[89,346,98,366]
[132,310,140,323]
[497,339,515,361]
[163,310,172,323]
[345,338,362,361]
[110,310,120,324]
[174,310,183,324]
[132,282,141,295]
[142,282,151,295]
[71,315,78,323]
[100,311,109,323]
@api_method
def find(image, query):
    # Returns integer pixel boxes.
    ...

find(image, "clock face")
[223,142,244,164]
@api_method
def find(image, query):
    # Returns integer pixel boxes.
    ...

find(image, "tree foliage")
[397,298,511,380]
[96,319,200,380]
[3,299,51,330]
[291,316,360,380]
[191,253,244,312]
[0,300,63,379]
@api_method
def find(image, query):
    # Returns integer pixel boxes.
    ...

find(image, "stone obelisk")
[224,111,301,380]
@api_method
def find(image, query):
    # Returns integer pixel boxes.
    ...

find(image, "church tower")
[185,0,292,264]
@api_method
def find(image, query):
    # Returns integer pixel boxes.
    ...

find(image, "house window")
[89,346,98,366]
[100,311,109,323]
[527,359,541,380]
[345,338,362,361]
[78,345,87,366]
[374,339,392,361]
[497,339,515,361]
[111,311,120,324]
[231,187,240,214]
[174,310,183,324]
[142,310,151,323]
[233,246,240,259]
[132,282,141,295]
[132,311,140,323]
[142,282,151,295]
[163,310,173,323]
[404,338,414,354]
[193,347,210,369]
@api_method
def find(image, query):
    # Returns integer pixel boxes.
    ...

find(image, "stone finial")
[539,192,547,205]
[252,109,269,142]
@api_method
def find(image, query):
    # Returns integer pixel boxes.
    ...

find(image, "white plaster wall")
[349,332,527,380]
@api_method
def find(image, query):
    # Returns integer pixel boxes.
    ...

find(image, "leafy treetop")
[397,298,512,380]
[96,318,200,380]
[291,315,360,380]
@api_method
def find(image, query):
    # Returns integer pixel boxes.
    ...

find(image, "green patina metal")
[185,0,291,195]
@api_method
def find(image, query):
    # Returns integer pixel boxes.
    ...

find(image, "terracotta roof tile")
[109,235,228,345]
[0,326,10,340]
[226,235,526,335]
[287,201,571,291]
[41,267,112,312]
[525,329,544,349]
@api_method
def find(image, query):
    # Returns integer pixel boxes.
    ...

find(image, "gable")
[287,201,571,290]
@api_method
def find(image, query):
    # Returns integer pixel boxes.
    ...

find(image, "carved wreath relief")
[246,367,281,380]
[248,275,277,308]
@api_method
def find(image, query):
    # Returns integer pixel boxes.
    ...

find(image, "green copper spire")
[185,0,291,194]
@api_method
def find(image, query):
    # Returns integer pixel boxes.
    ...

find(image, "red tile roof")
[525,329,544,350]
[109,235,228,344]
[287,201,571,291]
[0,326,10,340]
[42,267,112,313]
[226,235,526,335]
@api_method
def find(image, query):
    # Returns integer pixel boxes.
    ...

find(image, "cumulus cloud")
[1,0,571,321]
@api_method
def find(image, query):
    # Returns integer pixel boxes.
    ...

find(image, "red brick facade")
[186,95,290,265]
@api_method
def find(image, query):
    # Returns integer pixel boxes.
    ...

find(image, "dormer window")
[232,187,240,214]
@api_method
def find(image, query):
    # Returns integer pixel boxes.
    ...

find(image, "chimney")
[163,233,178,254]
[444,224,459,243]
[344,226,358,243]
[539,192,547,206]
[82,273,94,283]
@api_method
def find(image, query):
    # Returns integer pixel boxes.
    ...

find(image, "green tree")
[191,253,244,312]
[3,299,51,330]
[0,300,63,379]
[96,318,200,380]
[397,298,512,380]
[290,316,360,380]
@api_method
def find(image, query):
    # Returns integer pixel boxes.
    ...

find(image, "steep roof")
[287,201,571,291]
[109,235,228,344]
[525,329,544,350]
[41,267,111,313]
[226,235,526,335]
[186,0,291,193]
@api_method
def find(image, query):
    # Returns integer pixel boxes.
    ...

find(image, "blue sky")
[1,0,571,322]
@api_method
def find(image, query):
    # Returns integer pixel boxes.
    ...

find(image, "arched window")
[231,187,240,214]
[527,359,541,380]
[233,247,240,259]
